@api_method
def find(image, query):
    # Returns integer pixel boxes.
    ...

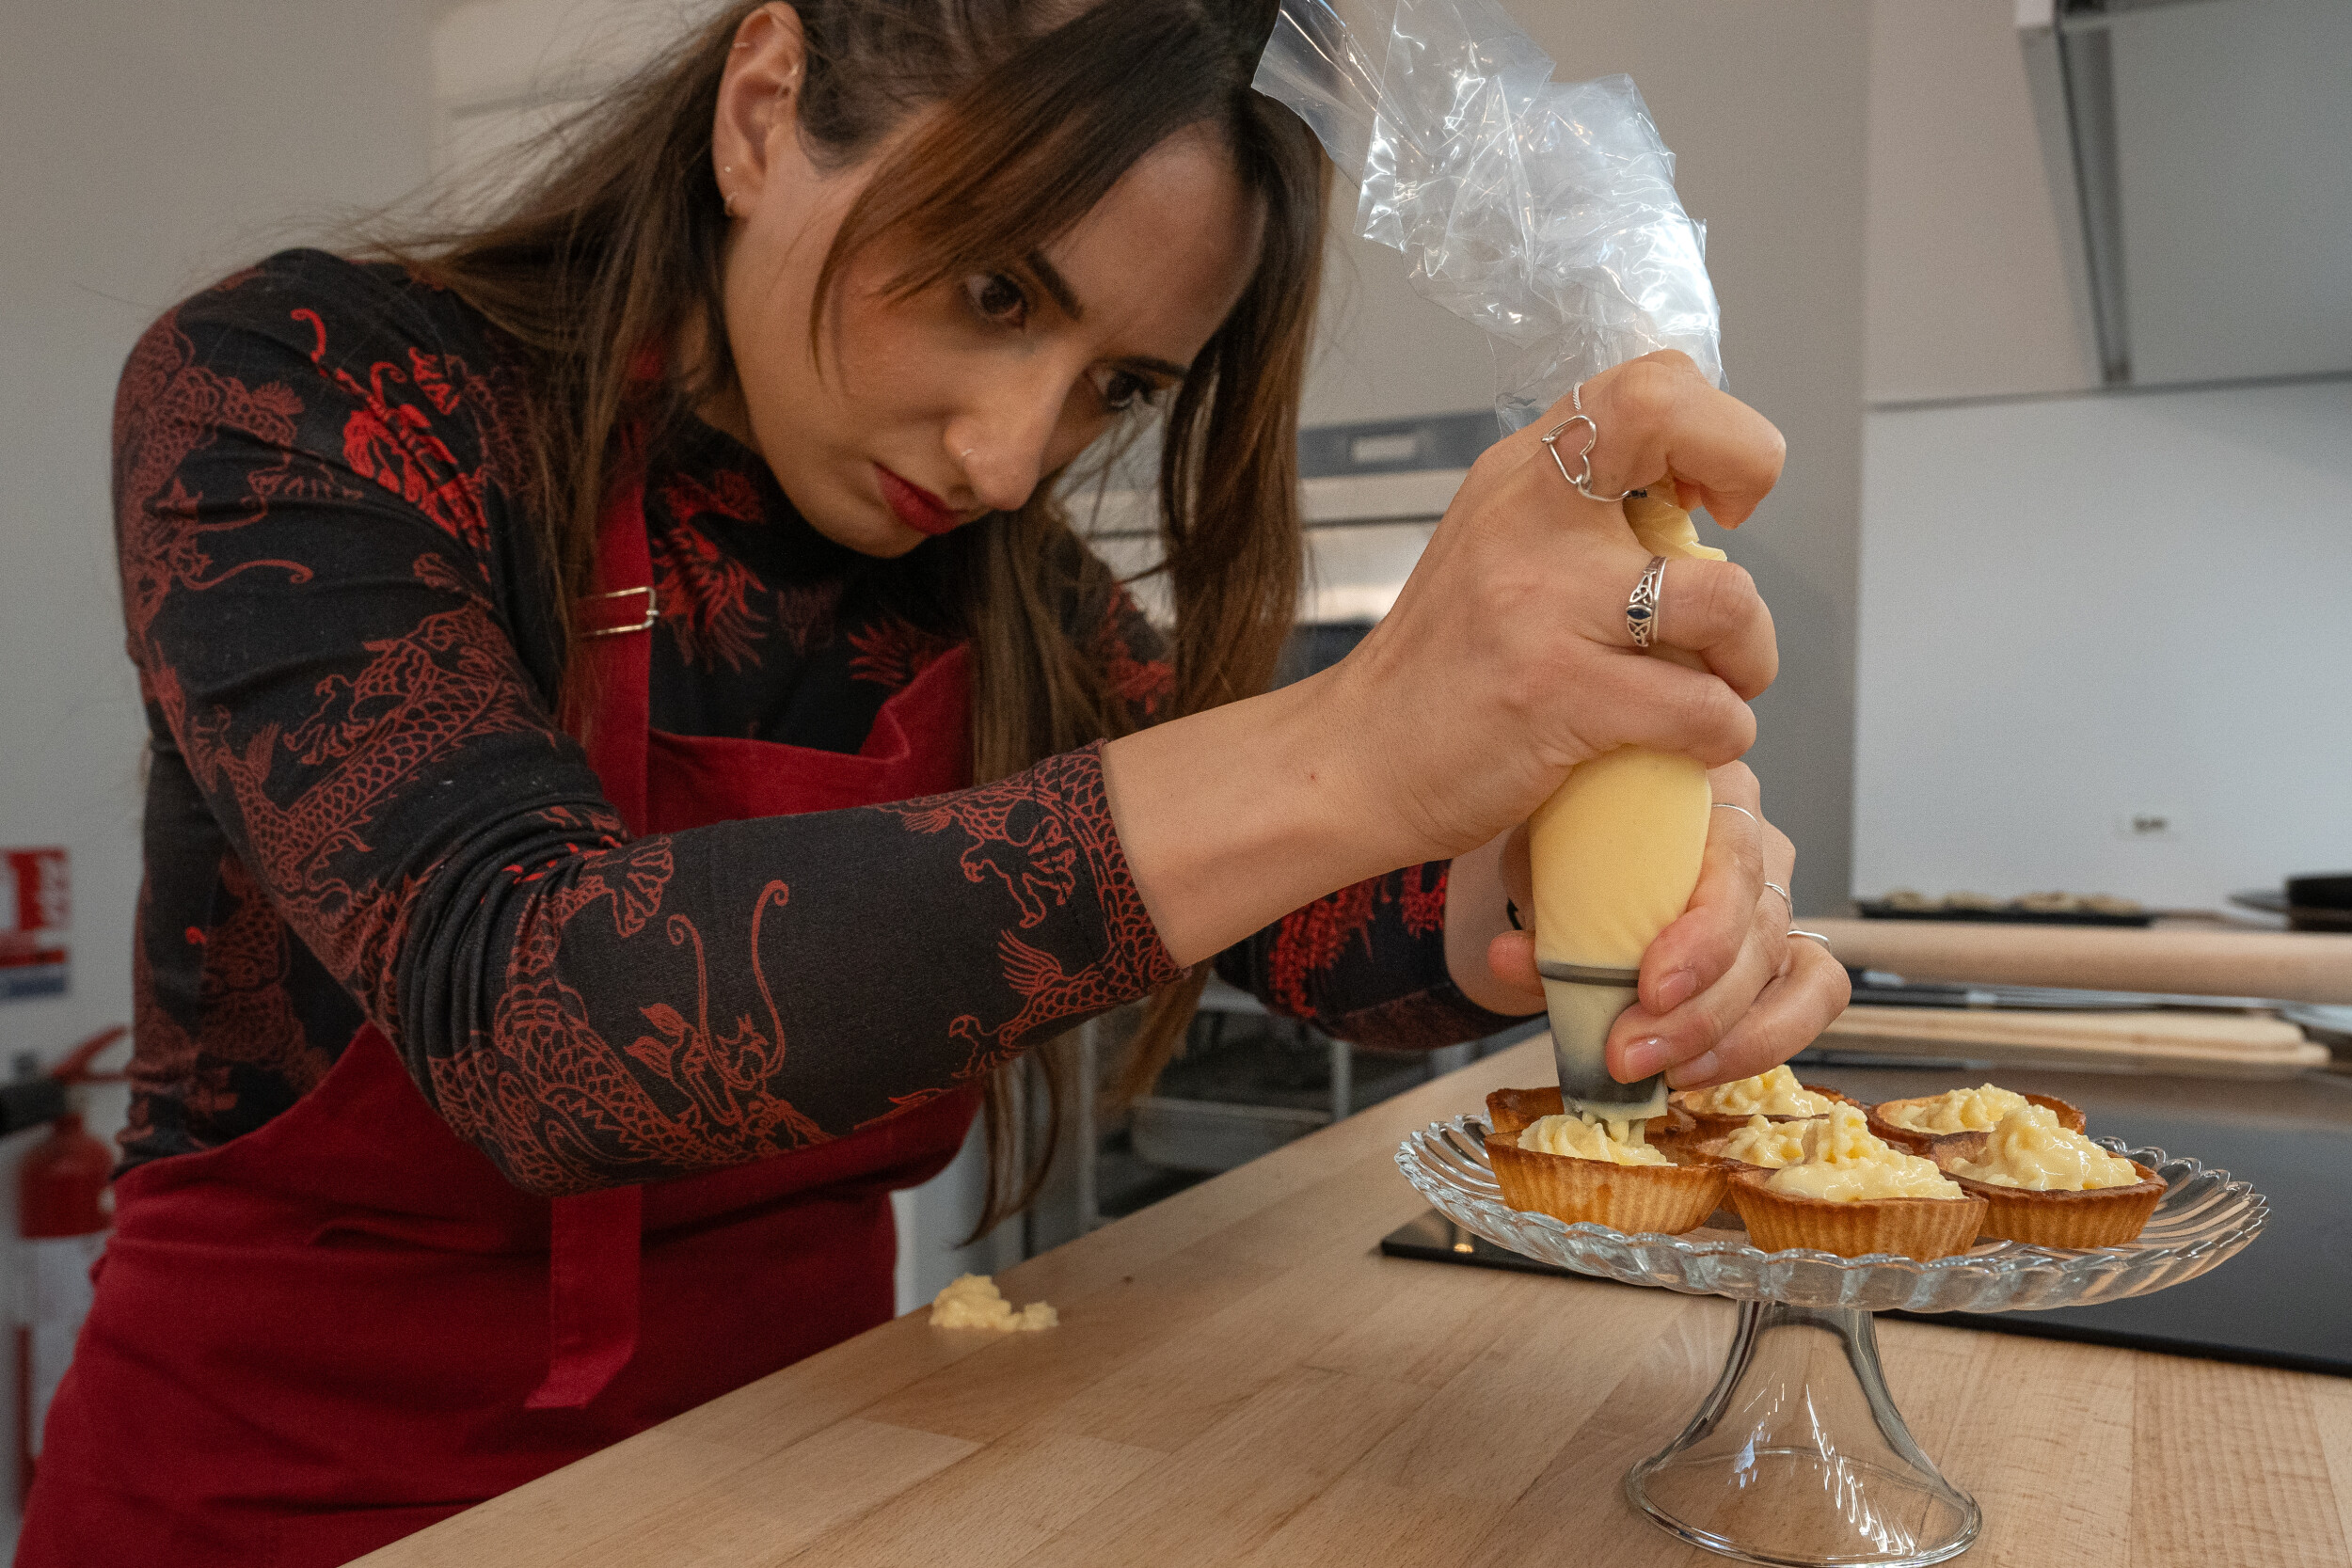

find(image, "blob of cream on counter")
[1518,1112,1670,1166]
[1948,1104,2140,1192]
[1764,1105,1964,1202]
[1880,1083,2030,1135]
[1682,1066,1833,1119]
[1717,1114,1815,1168]
[930,1273,1057,1332]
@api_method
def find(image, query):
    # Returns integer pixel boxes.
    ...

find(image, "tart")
[1867,1084,2085,1154]
[1669,1066,1860,1140]
[1482,1096,1724,1235]
[1486,1085,1696,1144]
[1929,1110,2166,1248]
[1728,1173,1987,1260]
[1486,1132,1725,1235]
[1722,1104,1985,1260]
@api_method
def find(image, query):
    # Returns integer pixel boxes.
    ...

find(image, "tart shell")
[1725,1169,1987,1260]
[1929,1132,2166,1247]
[1867,1091,2085,1154]
[1485,1085,1695,1143]
[1486,1132,1726,1236]
[1485,1085,1563,1138]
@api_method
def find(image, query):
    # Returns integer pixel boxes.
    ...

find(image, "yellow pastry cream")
[1716,1114,1816,1168]
[1764,1105,1965,1202]
[1878,1083,2029,1135]
[1947,1104,2140,1191]
[1518,1112,1671,1167]
[1680,1066,1833,1119]
[930,1273,1058,1332]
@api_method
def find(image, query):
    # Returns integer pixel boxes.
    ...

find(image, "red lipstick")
[875,465,964,537]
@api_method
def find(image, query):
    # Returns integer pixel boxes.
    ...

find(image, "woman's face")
[707,10,1266,559]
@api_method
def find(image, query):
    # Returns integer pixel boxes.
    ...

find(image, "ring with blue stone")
[1626,554,1666,649]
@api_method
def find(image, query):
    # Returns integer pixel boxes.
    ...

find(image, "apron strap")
[578,469,654,836]
[533,461,659,1411]
[525,1186,644,1411]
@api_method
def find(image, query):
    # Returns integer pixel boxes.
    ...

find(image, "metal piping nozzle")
[1538,961,1667,1121]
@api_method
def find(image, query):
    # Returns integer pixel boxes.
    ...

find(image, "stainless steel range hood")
[2016,0,2352,388]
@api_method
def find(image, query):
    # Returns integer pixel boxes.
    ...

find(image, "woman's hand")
[1104,351,1785,968]
[1483,764,1852,1086]
[1311,350,1785,868]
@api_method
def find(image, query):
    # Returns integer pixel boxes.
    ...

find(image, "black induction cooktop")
[1381,1099,2351,1377]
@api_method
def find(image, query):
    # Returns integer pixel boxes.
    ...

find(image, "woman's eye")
[963,273,1028,327]
[1096,370,1162,416]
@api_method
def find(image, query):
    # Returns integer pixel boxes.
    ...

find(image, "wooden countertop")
[359,1039,2352,1568]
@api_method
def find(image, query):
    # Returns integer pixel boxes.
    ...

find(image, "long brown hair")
[377,0,1328,1234]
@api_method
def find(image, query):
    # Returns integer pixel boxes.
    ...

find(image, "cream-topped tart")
[1867,1083,2084,1153]
[1518,1113,1672,1166]
[1726,1104,1985,1259]
[1931,1103,2165,1247]
[1483,1094,1725,1236]
[1671,1066,1860,1138]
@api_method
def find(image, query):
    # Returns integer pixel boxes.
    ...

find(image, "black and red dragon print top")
[115,250,1527,1196]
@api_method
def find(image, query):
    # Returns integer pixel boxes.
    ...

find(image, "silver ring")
[1788,928,1834,952]
[1762,880,1791,913]
[1709,802,1758,828]
[1539,382,1648,504]
[1626,555,1666,648]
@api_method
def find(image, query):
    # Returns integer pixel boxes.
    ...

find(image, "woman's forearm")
[1099,668,1427,967]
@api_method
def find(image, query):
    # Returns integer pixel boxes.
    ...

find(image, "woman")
[24,0,1841,1560]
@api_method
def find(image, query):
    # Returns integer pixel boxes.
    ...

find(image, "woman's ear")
[711,3,808,216]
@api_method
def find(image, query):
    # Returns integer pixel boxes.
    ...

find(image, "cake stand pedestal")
[1396,1117,2265,1568]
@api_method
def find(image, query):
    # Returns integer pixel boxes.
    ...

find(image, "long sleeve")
[118,255,1178,1194]
[1083,573,1535,1052]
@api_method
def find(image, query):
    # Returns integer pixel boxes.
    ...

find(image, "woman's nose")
[950,366,1074,515]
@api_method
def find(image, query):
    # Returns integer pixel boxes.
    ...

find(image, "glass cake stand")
[1396,1115,2267,1567]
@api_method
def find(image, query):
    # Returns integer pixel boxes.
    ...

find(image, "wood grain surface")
[356,1038,2352,1568]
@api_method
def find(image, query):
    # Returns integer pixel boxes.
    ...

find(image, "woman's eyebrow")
[1025,253,1088,320]
[1026,252,1193,382]
[1117,353,1193,382]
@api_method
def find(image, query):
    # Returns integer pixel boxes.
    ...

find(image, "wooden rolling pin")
[1809,918,2352,1005]
[1823,1005,2326,1071]
[1825,1010,2305,1062]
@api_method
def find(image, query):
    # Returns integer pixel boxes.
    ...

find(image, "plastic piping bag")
[1255,0,1734,1119]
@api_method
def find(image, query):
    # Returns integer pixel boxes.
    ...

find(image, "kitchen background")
[0,0,2345,1537]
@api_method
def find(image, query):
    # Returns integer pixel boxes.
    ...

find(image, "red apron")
[22,475,980,1566]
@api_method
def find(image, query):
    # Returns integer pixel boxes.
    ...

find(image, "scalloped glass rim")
[1396,1115,2268,1314]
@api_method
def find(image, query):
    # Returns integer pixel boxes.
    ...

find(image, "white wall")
[0,0,435,1064]
[1854,379,2352,911]
[1855,0,2352,911]
[433,0,699,173]
[0,0,437,1533]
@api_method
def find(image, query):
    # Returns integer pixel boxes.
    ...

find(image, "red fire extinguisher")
[12,1026,124,1508]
